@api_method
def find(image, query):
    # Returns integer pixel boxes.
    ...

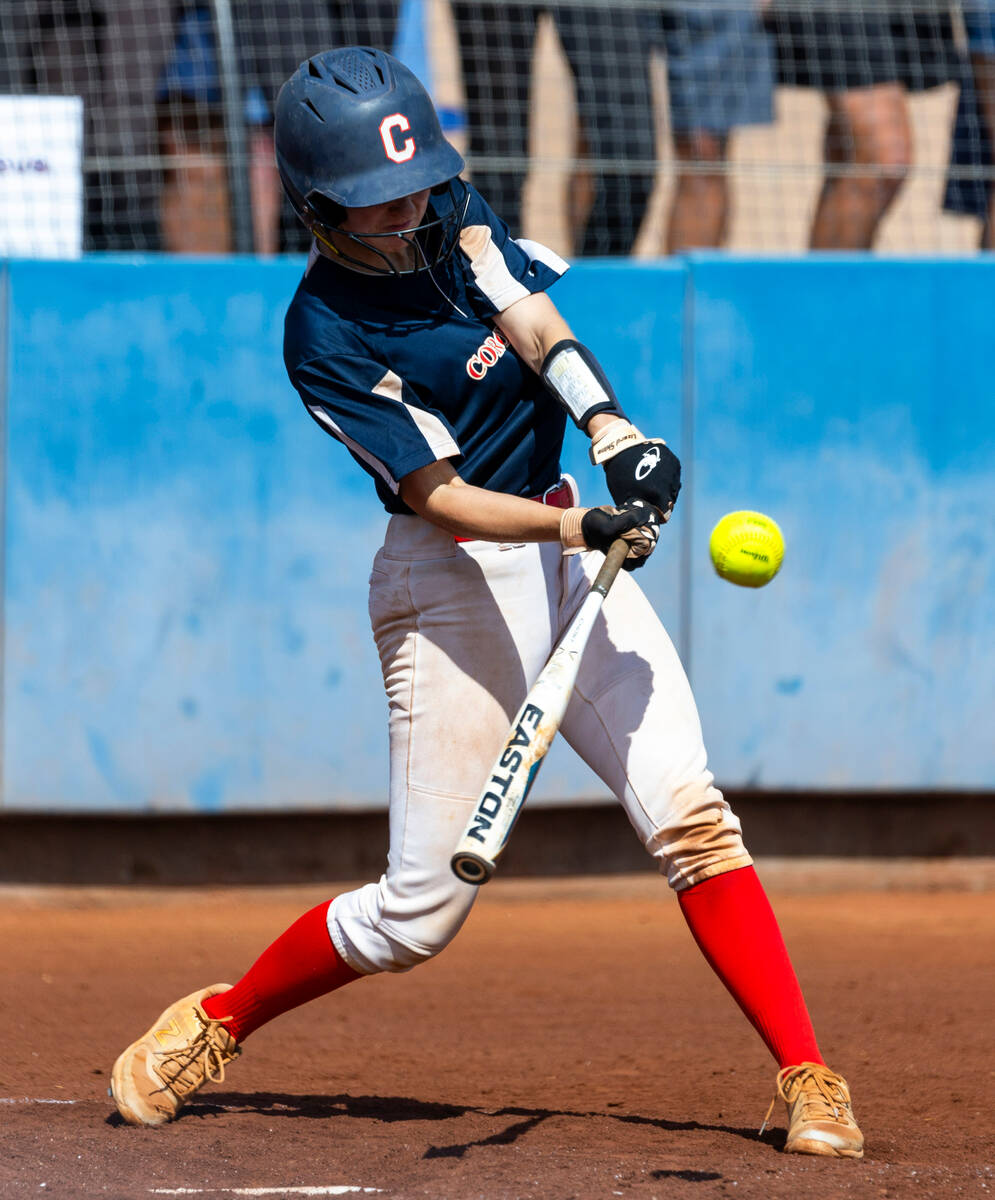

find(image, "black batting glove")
[580,501,663,571]
[604,441,681,518]
[589,420,682,521]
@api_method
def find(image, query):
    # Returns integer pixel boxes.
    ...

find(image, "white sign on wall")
[0,95,84,259]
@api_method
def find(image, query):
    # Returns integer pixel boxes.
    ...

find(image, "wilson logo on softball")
[466,331,508,380]
[379,113,415,163]
[635,444,661,480]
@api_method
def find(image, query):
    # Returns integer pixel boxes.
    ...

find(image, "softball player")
[111,47,863,1159]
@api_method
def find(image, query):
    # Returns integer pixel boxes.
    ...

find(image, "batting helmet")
[274,47,466,271]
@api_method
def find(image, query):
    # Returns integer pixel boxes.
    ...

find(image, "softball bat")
[450,537,629,885]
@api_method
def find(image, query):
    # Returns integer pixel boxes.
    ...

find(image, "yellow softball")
[709,511,785,588]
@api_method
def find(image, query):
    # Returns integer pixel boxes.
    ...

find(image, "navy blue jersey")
[284,180,569,513]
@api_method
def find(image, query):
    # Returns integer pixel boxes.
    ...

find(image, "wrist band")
[589,419,644,465]
[559,506,587,550]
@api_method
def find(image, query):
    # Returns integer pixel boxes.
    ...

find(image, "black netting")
[1,1,992,256]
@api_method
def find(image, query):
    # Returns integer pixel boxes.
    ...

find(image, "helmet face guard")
[307,180,470,278]
[275,47,467,273]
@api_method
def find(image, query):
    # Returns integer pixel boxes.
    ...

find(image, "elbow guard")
[540,339,625,429]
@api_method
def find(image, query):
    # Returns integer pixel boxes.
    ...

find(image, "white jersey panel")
[373,369,461,463]
[459,223,532,313]
[306,404,402,494]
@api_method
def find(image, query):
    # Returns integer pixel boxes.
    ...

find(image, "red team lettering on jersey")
[379,114,415,163]
[466,331,508,380]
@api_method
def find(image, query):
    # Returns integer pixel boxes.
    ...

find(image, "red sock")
[678,866,824,1070]
[201,901,361,1043]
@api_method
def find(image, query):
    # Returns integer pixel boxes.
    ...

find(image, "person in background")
[943,2,995,248]
[646,4,774,253]
[238,1,401,253]
[157,1,401,254]
[765,3,965,248]
[449,4,773,256]
[449,4,653,255]
[156,3,279,253]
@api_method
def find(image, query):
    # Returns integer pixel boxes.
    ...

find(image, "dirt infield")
[2,862,993,1199]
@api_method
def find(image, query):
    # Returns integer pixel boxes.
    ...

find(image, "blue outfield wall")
[0,255,992,812]
[688,256,994,788]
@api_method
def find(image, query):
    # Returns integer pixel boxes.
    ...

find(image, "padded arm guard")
[540,339,625,429]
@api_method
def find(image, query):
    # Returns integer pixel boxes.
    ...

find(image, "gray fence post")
[211,0,254,253]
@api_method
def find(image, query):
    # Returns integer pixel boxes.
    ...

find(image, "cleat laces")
[759,1062,853,1135]
[151,1012,236,1098]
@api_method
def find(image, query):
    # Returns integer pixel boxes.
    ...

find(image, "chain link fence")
[1,1,993,256]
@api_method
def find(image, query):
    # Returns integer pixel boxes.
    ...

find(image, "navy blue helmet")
[275,47,466,272]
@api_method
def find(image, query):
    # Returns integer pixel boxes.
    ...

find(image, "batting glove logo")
[635,444,661,481]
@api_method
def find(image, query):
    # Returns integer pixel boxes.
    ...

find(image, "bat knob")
[451,852,495,885]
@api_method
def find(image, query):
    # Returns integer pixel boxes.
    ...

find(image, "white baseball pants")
[328,513,752,975]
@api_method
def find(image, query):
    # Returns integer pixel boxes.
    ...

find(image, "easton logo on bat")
[465,703,544,843]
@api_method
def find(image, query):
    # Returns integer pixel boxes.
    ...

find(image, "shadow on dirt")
[651,1169,724,1181]
[108,1091,783,1158]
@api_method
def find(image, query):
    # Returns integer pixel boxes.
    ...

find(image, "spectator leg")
[556,6,656,255]
[971,53,995,249]
[450,5,539,234]
[810,84,911,250]
[667,131,730,252]
[567,127,597,252]
[250,129,281,256]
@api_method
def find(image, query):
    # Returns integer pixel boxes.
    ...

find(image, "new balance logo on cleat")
[153,1019,182,1046]
[110,984,240,1126]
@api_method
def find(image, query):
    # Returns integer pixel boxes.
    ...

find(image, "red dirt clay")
[1,862,993,1199]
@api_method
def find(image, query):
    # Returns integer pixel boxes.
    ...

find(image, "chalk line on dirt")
[149,1189,384,1196]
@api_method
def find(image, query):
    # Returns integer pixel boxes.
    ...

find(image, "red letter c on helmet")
[380,114,416,163]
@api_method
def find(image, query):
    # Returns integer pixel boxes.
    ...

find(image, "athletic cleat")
[760,1062,864,1158]
[110,984,240,1126]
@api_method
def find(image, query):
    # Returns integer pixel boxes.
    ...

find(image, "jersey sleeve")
[291,351,462,495]
[457,184,570,317]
